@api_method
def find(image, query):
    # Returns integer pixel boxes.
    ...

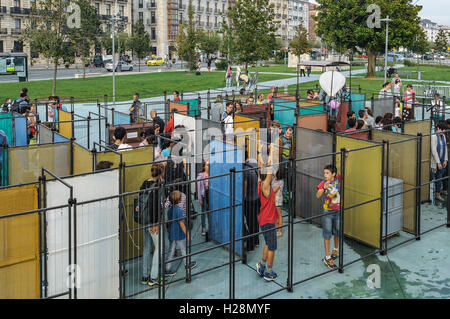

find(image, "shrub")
[215,59,228,71]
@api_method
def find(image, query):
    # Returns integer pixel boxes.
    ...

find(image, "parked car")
[105,61,134,72]
[423,54,433,60]
[384,53,405,62]
[146,57,165,66]
[85,55,104,68]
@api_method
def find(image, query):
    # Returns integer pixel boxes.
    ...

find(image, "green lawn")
[0,70,294,103]
[248,64,366,74]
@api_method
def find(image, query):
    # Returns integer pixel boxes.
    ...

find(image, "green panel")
[178,99,200,117]
[298,105,324,116]
[0,113,13,144]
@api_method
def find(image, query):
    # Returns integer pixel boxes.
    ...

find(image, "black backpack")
[10,98,22,113]
[133,180,157,225]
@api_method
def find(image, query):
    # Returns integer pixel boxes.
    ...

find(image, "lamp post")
[380,15,392,83]
[110,14,123,106]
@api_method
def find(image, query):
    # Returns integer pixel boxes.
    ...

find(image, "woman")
[138,165,163,286]
[197,161,210,235]
[225,66,232,88]
[197,59,202,74]
[234,101,243,114]
[257,93,265,105]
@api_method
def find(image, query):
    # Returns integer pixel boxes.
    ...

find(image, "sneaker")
[165,270,177,277]
[263,270,278,281]
[201,228,206,236]
[147,277,161,286]
[323,257,337,270]
[331,249,339,260]
[256,262,265,277]
[185,261,197,270]
[141,276,149,285]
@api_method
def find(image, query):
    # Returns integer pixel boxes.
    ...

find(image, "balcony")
[10,7,31,15]
[11,28,22,35]
[206,8,212,13]
[0,6,7,14]
[0,28,7,34]
[147,2,156,9]
[147,18,156,26]
[198,6,204,12]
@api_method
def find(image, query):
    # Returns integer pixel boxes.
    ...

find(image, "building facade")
[308,2,318,41]
[0,0,133,63]
[420,18,440,43]
[133,0,229,58]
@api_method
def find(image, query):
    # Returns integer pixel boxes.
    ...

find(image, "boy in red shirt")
[255,143,279,281]
[316,164,341,270]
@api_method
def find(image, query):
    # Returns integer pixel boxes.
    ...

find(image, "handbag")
[329,99,340,109]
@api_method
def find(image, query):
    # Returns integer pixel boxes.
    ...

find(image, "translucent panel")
[38,124,53,144]
[336,102,350,132]
[9,143,70,185]
[113,111,130,126]
[0,185,39,299]
[73,143,93,175]
[14,114,27,146]
[58,110,73,139]
[297,114,327,131]
[169,101,188,115]
[372,98,395,118]
[350,93,366,113]
[0,113,13,143]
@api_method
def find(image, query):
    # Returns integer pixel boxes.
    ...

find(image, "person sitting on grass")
[316,164,341,270]
[165,190,197,276]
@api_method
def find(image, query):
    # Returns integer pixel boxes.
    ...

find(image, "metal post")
[447,159,450,227]
[287,157,295,292]
[87,116,91,150]
[207,89,211,120]
[338,148,346,273]
[186,172,192,283]
[73,198,77,299]
[380,141,388,255]
[159,183,165,299]
[416,133,422,239]
[381,16,392,84]
[228,171,233,299]
[230,168,236,299]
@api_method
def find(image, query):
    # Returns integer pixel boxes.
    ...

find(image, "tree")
[223,0,278,71]
[434,29,448,66]
[289,24,312,61]
[175,1,199,71]
[129,20,151,72]
[409,29,430,73]
[314,0,423,77]
[70,0,102,80]
[198,31,221,59]
[22,0,74,95]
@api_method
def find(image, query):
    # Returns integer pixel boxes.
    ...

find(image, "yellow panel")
[97,146,153,260]
[58,110,73,139]
[298,100,320,108]
[73,143,93,175]
[336,136,382,248]
[9,143,71,185]
[372,130,418,233]
[234,115,260,154]
[0,185,39,299]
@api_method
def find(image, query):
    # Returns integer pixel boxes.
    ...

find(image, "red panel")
[336,102,350,132]
[169,101,188,115]
[297,113,328,131]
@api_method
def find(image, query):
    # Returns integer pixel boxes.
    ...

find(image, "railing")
[0,28,7,35]
[11,28,22,35]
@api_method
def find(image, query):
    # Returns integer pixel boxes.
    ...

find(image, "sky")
[309,0,450,26]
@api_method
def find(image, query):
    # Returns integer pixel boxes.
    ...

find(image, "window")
[15,19,21,30]
[106,4,111,16]
[119,5,124,16]
[0,41,3,53]
[151,27,156,40]
[94,3,99,14]
[139,12,143,21]
[14,0,20,8]
[138,0,143,9]
[151,11,155,23]
[13,41,23,52]
[151,0,155,7]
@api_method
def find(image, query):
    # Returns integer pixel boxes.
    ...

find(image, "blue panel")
[54,132,70,143]
[14,114,28,146]
[209,139,244,256]
[178,99,200,117]
[350,93,366,113]
[113,111,130,125]
[273,98,296,126]
[0,148,7,186]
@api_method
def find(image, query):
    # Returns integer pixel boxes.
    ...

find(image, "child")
[316,164,341,270]
[165,190,197,276]
[271,166,284,237]
[394,97,402,118]
[255,143,279,281]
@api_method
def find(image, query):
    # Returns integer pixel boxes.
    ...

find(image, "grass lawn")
[247,64,366,74]
[360,65,450,81]
[0,70,294,103]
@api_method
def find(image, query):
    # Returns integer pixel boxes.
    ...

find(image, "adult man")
[129,93,142,123]
[150,110,165,132]
[431,93,445,120]
[279,127,293,204]
[164,109,178,134]
[379,82,392,98]
[358,109,369,129]
[267,86,277,103]
[211,95,223,123]
[431,121,448,202]
[109,126,132,151]
[300,65,306,77]
[247,97,255,106]
[221,102,234,136]
[306,65,311,77]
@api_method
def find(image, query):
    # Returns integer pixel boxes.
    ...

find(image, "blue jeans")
[166,240,187,272]
[201,189,209,230]
[226,77,232,88]
[142,228,159,280]
[322,210,340,239]
[431,167,448,193]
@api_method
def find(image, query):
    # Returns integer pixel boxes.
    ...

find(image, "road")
[0,62,188,83]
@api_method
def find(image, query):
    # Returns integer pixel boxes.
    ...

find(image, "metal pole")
[338,148,346,273]
[381,16,391,84]
[416,133,422,239]
[112,22,116,106]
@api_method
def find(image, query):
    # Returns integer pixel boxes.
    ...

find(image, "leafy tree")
[408,29,430,72]
[175,0,199,71]
[314,0,423,77]
[222,0,278,71]
[22,0,73,95]
[70,0,102,79]
[289,24,312,60]
[434,29,448,66]
[129,20,151,71]
[198,31,221,59]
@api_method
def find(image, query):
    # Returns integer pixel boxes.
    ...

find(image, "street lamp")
[109,14,123,106]
[380,15,392,83]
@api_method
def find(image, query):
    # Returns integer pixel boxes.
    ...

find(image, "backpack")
[10,98,22,113]
[133,180,157,225]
